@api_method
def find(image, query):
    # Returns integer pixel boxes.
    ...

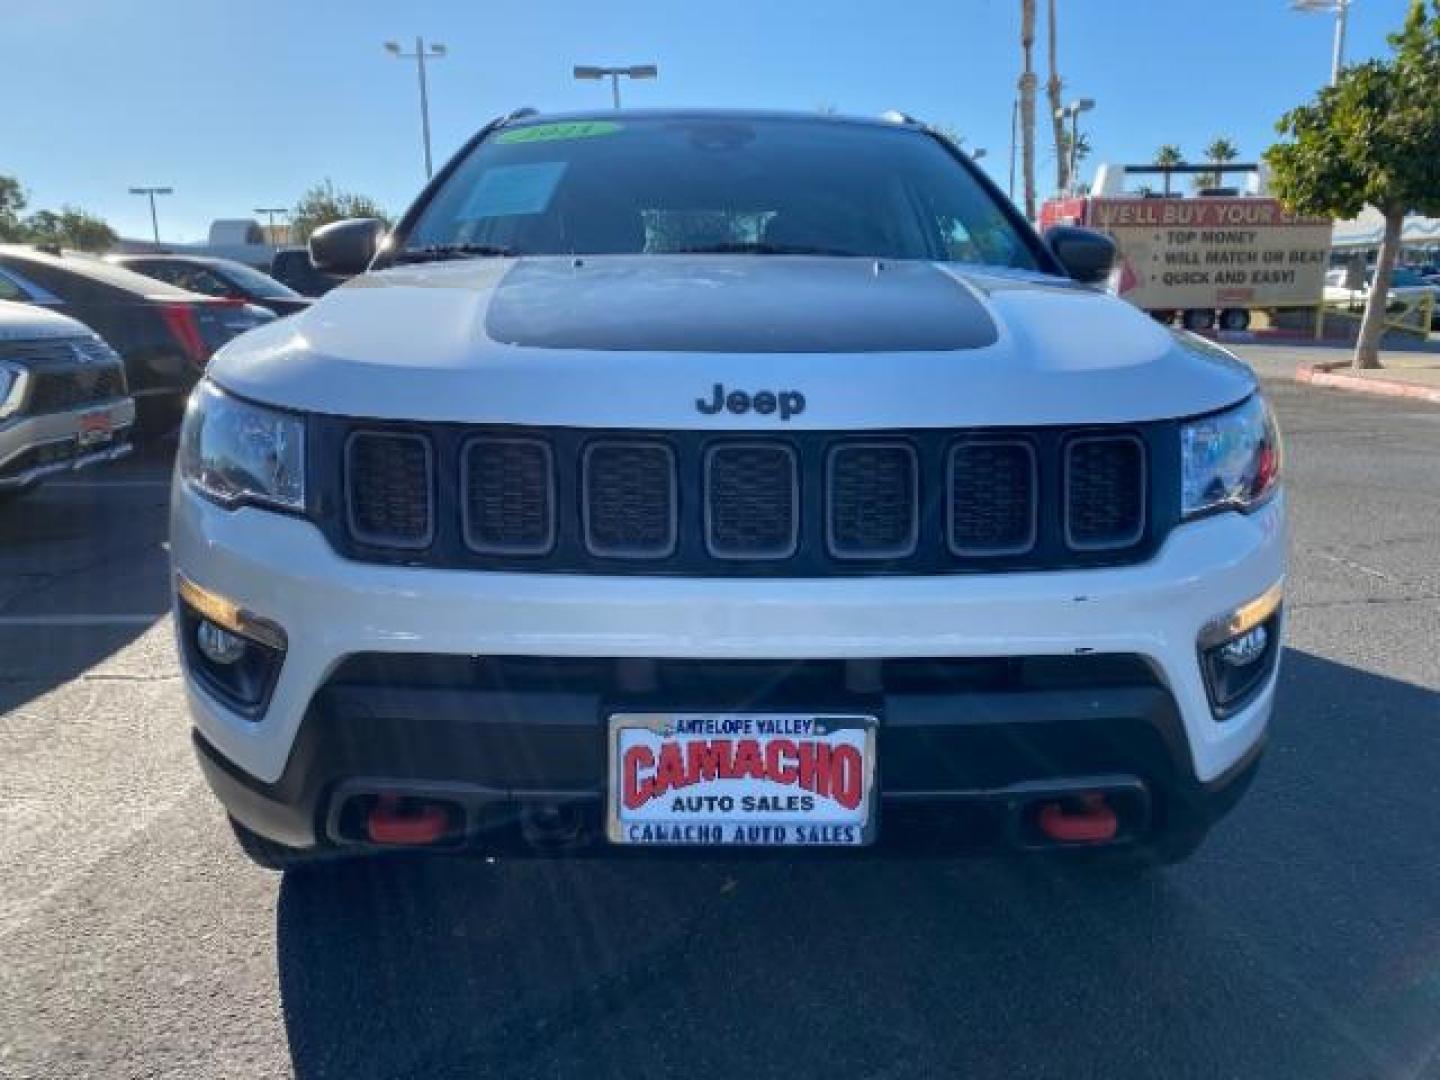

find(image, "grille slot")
[345,432,434,549]
[461,437,554,555]
[583,441,677,558]
[1065,435,1146,550]
[705,443,799,559]
[827,443,918,559]
[947,440,1037,556]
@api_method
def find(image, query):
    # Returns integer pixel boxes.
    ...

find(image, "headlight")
[0,362,29,421]
[179,381,305,511]
[1181,394,1281,519]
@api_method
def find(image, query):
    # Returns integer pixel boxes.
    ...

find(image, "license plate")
[77,411,114,449]
[606,712,877,847]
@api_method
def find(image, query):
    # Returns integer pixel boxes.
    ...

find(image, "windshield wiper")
[671,242,862,257]
[392,243,520,264]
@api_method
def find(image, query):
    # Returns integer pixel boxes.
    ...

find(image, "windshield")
[216,260,300,299]
[404,116,1043,270]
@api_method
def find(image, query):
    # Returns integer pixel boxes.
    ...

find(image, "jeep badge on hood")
[696,383,806,420]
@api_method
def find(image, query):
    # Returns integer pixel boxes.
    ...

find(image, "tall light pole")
[572,64,658,109]
[1055,98,1095,195]
[127,186,173,246]
[385,37,447,178]
[1292,0,1352,85]
[254,207,288,246]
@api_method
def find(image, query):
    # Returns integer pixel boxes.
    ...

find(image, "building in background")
[1330,207,1440,264]
[111,219,276,270]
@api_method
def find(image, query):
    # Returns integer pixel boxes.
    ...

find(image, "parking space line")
[0,614,163,627]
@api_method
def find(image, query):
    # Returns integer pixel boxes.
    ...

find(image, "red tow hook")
[366,795,450,845]
[1037,794,1119,844]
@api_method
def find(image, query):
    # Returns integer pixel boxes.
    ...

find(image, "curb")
[1295,361,1440,405]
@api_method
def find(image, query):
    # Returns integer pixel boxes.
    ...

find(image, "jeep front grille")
[327,422,1166,576]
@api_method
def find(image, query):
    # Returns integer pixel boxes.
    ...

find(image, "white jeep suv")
[171,110,1285,869]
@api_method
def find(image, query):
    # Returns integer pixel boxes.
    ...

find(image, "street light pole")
[127,186,173,246]
[1331,0,1350,85]
[1056,98,1095,196]
[1292,0,1352,86]
[385,37,448,178]
[572,64,659,109]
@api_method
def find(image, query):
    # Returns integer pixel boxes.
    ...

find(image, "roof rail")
[502,107,540,123]
[878,110,921,126]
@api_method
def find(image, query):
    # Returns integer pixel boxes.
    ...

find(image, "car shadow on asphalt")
[275,647,1440,1080]
[0,442,173,713]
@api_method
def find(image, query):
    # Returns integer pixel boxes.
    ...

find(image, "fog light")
[1200,621,1278,717]
[196,619,246,666]
[1217,624,1268,667]
[175,574,286,716]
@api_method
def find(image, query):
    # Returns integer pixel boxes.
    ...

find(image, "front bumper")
[171,485,1286,850]
[0,397,136,488]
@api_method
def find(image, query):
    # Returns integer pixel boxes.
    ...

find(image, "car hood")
[208,255,1256,428]
[0,298,92,341]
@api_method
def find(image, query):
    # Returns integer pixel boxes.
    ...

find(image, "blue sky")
[5,0,1416,242]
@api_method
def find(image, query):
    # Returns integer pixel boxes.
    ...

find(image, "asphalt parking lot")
[1,373,1438,1080]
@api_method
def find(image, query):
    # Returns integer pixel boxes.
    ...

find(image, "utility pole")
[572,64,659,109]
[253,206,287,246]
[127,186,173,246]
[385,37,448,178]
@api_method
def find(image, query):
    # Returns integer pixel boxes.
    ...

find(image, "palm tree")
[1045,0,1067,193]
[1202,137,1240,190]
[1019,0,1038,218]
[1154,144,1183,195]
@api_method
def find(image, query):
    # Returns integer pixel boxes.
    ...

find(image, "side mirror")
[309,218,386,276]
[1045,226,1117,285]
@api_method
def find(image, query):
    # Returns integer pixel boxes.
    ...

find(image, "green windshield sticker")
[497,120,622,144]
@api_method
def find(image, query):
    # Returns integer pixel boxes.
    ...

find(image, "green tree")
[1266,1,1440,369]
[1205,136,1240,167]
[1153,144,1184,195]
[22,206,117,252]
[291,180,390,242]
[0,175,28,241]
[1193,136,1239,192]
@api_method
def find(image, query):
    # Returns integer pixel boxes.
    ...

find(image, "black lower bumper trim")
[192,652,1265,856]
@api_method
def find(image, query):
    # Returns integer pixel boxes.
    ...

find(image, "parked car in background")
[0,300,133,503]
[108,254,312,318]
[270,247,348,297]
[1324,265,1440,327]
[0,246,273,434]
